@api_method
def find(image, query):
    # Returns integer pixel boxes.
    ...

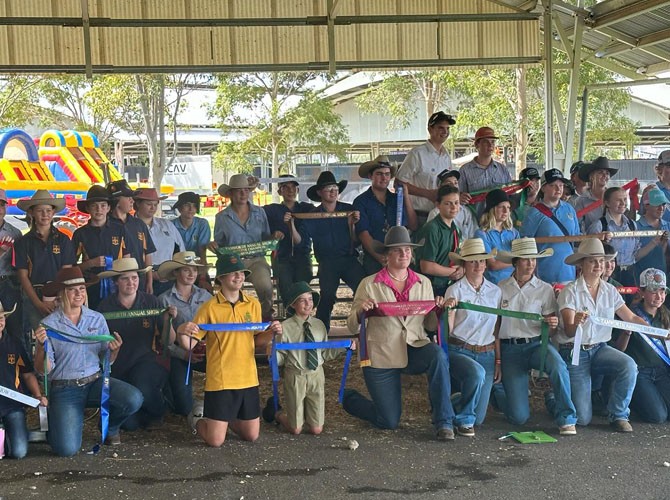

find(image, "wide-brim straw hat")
[371,226,423,255]
[98,257,152,278]
[0,303,17,318]
[77,185,111,214]
[495,237,554,264]
[448,238,494,264]
[564,238,617,266]
[217,174,259,197]
[156,251,207,281]
[43,267,99,297]
[285,281,320,312]
[17,189,65,212]
[358,155,397,178]
[306,171,348,202]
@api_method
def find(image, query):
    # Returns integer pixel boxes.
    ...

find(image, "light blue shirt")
[147,216,186,265]
[655,181,670,224]
[42,307,110,381]
[635,216,670,274]
[158,284,212,329]
[521,201,580,284]
[458,159,513,217]
[474,227,519,284]
[587,213,638,267]
[173,216,211,254]
[213,202,271,256]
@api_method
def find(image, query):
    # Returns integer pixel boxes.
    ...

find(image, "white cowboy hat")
[564,238,617,266]
[448,238,494,264]
[217,174,259,197]
[16,189,65,212]
[98,257,152,278]
[495,238,554,264]
[156,251,207,281]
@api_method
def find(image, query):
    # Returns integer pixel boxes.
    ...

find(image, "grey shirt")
[213,202,271,256]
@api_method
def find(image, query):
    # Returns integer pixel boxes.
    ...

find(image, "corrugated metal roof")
[0,0,541,73]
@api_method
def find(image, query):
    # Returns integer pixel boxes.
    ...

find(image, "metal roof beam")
[596,27,670,58]
[587,0,670,29]
[0,13,540,28]
[594,25,670,62]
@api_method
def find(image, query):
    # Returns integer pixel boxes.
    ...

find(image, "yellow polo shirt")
[192,291,261,391]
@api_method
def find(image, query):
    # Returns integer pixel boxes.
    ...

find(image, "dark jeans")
[164,356,207,416]
[272,254,313,308]
[316,256,366,331]
[630,365,670,423]
[2,408,29,458]
[116,361,169,430]
[47,377,143,457]
[342,343,454,432]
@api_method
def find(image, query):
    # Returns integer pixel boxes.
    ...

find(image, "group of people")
[2,109,670,457]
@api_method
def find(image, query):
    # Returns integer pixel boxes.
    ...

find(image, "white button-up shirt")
[147,216,186,265]
[556,277,624,344]
[445,277,501,346]
[498,275,557,339]
[397,141,452,213]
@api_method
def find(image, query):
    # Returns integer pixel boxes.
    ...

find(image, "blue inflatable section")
[0,128,40,161]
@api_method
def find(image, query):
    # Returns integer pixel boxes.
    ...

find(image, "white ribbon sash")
[0,384,39,407]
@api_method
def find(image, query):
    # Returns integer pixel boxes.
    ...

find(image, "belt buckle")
[76,377,87,387]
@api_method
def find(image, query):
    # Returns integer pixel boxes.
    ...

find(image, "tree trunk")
[515,67,529,175]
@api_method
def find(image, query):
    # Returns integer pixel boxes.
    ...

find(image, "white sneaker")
[188,400,204,434]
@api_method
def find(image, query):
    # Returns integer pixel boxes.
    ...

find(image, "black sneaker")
[262,396,280,423]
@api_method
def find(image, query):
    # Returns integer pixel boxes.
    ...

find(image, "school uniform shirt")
[427,205,479,239]
[213,202,271,256]
[626,304,670,368]
[72,219,126,275]
[397,141,452,213]
[474,227,520,285]
[192,291,262,391]
[110,214,156,266]
[498,275,557,339]
[353,187,408,243]
[520,201,580,284]
[635,216,670,274]
[570,189,601,233]
[303,202,358,261]
[587,214,639,267]
[14,227,76,285]
[277,315,340,370]
[445,277,501,346]
[556,277,625,345]
[0,220,22,277]
[41,306,110,381]
[0,333,33,417]
[146,216,185,266]
[263,202,313,259]
[98,291,164,378]
[414,216,460,292]
[173,216,211,255]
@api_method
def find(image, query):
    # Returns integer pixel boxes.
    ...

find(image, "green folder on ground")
[508,431,557,444]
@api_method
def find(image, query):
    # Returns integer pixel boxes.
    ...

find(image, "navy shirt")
[0,333,33,417]
[303,202,358,260]
[14,227,76,285]
[263,201,313,259]
[72,219,126,275]
[109,214,156,266]
[98,291,164,378]
[353,187,407,243]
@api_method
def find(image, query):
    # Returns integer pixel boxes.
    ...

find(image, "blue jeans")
[47,377,143,457]
[449,346,494,427]
[501,341,577,426]
[316,256,366,331]
[559,343,637,425]
[2,408,29,459]
[164,356,206,416]
[630,365,670,423]
[116,361,169,430]
[343,343,454,431]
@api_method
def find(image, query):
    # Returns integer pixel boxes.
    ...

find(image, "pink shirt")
[374,267,421,302]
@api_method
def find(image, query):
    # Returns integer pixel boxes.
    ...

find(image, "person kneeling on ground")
[342,226,456,441]
[263,281,354,435]
[178,253,282,447]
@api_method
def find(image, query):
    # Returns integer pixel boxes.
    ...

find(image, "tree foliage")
[211,72,349,179]
[0,75,43,128]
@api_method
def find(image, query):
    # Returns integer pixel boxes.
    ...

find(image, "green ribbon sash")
[215,240,279,258]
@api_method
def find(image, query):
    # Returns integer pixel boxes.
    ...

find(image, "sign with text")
[163,156,213,194]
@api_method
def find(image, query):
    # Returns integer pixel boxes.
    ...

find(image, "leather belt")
[560,342,601,351]
[500,336,541,345]
[51,372,101,388]
[448,337,495,353]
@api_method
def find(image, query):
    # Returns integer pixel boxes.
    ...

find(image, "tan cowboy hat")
[448,238,494,264]
[42,267,99,297]
[564,238,617,266]
[17,189,65,212]
[371,226,423,254]
[98,257,152,278]
[358,155,397,178]
[156,251,207,281]
[0,302,17,318]
[495,238,554,264]
[217,174,259,197]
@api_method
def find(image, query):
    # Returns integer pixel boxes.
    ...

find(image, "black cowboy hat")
[306,171,348,202]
